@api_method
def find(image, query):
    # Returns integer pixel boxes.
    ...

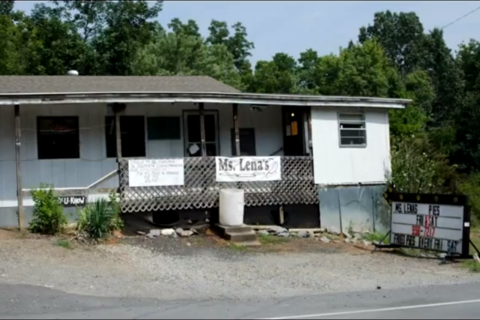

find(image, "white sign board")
[390,201,465,254]
[216,156,281,182]
[128,159,184,187]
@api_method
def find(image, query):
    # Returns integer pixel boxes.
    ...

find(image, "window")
[338,113,366,147]
[37,117,80,159]
[183,111,219,157]
[230,128,256,156]
[147,117,181,140]
[105,116,146,158]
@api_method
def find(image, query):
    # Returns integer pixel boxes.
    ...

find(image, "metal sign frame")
[375,189,479,259]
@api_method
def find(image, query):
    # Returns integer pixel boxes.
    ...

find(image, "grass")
[258,234,290,245]
[54,238,73,249]
[470,228,480,256]
[461,260,480,273]
[363,232,389,244]
[229,243,248,251]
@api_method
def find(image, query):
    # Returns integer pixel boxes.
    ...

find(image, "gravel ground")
[0,231,478,302]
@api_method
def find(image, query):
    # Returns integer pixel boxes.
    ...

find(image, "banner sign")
[215,156,281,182]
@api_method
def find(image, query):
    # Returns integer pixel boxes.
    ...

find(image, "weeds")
[29,184,67,235]
[461,260,480,273]
[363,232,388,243]
[258,234,289,245]
[55,238,73,249]
[76,191,123,241]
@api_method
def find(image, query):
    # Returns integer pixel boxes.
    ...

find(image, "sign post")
[375,190,479,259]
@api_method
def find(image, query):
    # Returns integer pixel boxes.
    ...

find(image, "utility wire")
[441,5,480,30]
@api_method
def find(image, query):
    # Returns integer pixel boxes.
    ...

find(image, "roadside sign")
[377,190,474,259]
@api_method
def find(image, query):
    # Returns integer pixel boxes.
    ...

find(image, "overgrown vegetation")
[29,184,67,235]
[76,191,123,240]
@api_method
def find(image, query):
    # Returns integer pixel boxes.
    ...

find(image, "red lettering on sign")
[412,225,420,236]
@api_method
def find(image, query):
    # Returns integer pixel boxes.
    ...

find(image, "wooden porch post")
[115,112,122,161]
[232,104,240,156]
[14,104,24,230]
[199,103,207,156]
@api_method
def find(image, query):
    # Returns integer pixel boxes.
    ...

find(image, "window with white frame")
[338,113,366,147]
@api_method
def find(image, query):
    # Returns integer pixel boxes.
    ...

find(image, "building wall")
[311,107,391,185]
[0,103,283,220]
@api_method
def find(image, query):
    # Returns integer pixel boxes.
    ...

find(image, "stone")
[320,236,331,243]
[257,230,269,236]
[363,240,372,246]
[342,232,353,239]
[268,226,288,234]
[344,238,351,243]
[297,230,310,238]
[354,233,363,240]
[136,231,146,236]
[179,230,194,237]
[147,229,161,238]
[277,231,290,237]
[161,229,175,236]
[175,228,184,234]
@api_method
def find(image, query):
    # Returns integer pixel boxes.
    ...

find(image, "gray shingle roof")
[0,75,240,94]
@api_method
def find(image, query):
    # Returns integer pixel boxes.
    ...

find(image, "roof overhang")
[0,91,410,109]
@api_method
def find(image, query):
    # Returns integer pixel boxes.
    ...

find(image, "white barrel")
[219,188,245,226]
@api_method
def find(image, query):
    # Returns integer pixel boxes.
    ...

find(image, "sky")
[14,1,480,65]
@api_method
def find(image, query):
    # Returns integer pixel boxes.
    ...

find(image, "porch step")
[214,223,253,235]
[214,224,259,244]
[224,230,257,242]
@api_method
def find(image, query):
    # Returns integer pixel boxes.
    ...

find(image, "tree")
[0,0,14,16]
[131,27,242,89]
[250,53,298,94]
[358,11,427,77]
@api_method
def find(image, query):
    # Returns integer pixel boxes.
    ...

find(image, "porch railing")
[118,156,318,213]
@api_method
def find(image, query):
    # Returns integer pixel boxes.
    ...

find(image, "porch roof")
[0,76,410,109]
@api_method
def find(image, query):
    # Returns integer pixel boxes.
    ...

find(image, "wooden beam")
[115,112,122,160]
[14,104,24,230]
[199,103,207,156]
[232,103,240,156]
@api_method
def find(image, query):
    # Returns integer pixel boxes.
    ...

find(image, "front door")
[183,111,219,157]
[283,106,309,156]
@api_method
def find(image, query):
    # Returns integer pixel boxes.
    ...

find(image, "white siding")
[0,103,283,204]
[311,107,391,185]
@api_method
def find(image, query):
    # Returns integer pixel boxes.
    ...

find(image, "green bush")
[29,184,67,235]
[390,134,457,194]
[77,191,123,240]
[458,173,480,227]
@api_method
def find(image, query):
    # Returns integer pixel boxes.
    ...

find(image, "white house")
[0,75,409,231]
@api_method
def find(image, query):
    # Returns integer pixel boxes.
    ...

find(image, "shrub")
[457,173,480,227]
[29,184,67,235]
[390,134,458,194]
[77,191,123,240]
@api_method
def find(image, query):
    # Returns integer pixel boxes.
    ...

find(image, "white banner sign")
[128,159,184,187]
[216,156,281,182]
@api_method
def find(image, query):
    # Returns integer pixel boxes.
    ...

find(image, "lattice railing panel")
[119,156,318,213]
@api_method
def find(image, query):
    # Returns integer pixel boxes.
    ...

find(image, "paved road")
[0,282,479,319]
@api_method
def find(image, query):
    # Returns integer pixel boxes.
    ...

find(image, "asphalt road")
[0,282,479,319]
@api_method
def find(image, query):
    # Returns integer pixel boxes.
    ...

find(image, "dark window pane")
[340,123,365,129]
[187,115,201,142]
[205,114,216,142]
[37,117,80,159]
[147,117,181,140]
[206,143,217,156]
[105,116,146,158]
[340,129,366,138]
[231,128,256,156]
